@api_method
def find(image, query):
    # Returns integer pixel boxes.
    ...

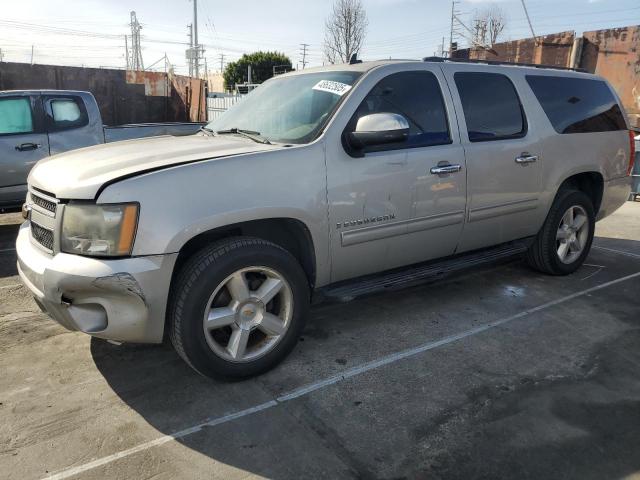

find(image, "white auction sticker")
[312,80,352,96]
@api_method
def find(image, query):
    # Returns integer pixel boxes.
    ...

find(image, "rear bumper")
[16,222,177,343]
[597,176,632,221]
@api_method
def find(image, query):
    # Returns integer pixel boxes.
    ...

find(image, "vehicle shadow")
[0,223,20,278]
[90,237,640,479]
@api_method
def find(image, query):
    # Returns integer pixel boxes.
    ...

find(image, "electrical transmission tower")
[129,11,144,70]
[299,43,309,69]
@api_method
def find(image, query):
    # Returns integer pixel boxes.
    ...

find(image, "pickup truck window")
[454,72,526,142]
[0,97,34,135]
[525,75,627,134]
[348,70,451,153]
[205,71,361,144]
[47,97,89,131]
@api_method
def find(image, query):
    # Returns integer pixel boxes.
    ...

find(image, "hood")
[29,134,278,199]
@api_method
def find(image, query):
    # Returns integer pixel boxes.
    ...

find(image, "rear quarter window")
[526,75,627,134]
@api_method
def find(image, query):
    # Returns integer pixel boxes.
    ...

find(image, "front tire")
[169,237,310,379]
[527,189,595,275]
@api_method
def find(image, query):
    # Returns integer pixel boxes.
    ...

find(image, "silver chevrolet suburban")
[16,59,634,378]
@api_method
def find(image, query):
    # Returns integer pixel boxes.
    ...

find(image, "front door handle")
[430,164,462,175]
[515,153,538,165]
[15,143,41,152]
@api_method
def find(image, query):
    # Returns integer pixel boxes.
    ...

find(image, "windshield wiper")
[216,128,271,145]
[199,126,215,136]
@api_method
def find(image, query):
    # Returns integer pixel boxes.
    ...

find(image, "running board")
[317,240,531,303]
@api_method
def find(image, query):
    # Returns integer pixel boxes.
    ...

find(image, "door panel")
[44,95,102,155]
[0,95,49,206]
[443,67,544,253]
[324,66,466,283]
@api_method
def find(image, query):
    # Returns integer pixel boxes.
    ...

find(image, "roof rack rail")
[422,56,587,73]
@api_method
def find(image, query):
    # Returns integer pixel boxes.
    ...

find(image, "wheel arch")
[555,171,604,215]
[170,217,318,291]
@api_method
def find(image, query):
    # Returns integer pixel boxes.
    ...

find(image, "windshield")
[206,71,362,144]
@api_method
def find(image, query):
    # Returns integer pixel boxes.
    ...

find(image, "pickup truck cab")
[16,60,634,379]
[0,90,203,210]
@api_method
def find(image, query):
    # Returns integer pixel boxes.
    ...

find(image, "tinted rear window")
[454,72,526,142]
[526,75,627,134]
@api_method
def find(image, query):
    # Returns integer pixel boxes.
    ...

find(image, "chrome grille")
[31,222,54,251]
[31,193,57,213]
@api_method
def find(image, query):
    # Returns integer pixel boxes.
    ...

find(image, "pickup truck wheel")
[526,189,595,275]
[169,237,310,379]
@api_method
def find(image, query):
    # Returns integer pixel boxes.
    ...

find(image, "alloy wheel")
[556,205,589,264]
[202,266,294,363]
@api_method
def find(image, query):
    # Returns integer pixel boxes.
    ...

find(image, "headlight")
[61,203,139,257]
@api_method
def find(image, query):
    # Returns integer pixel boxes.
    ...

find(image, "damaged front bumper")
[16,222,178,343]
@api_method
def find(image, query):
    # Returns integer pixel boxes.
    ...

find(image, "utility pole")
[193,0,201,78]
[218,53,225,73]
[124,35,129,70]
[0,48,4,63]
[299,43,309,69]
[449,1,460,57]
[129,11,144,70]
[187,24,193,77]
[30,45,34,65]
[520,0,537,41]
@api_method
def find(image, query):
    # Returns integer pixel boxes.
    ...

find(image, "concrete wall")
[453,25,640,127]
[0,62,207,125]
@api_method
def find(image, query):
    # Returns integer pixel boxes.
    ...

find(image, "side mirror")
[348,113,410,149]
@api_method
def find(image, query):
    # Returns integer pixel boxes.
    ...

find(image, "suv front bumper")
[16,222,177,343]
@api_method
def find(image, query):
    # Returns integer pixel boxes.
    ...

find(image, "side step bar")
[317,239,532,303]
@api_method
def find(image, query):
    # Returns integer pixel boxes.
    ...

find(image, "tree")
[324,0,368,64]
[223,51,292,90]
[472,5,507,47]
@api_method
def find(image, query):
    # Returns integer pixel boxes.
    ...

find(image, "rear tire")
[527,189,595,275]
[168,237,310,379]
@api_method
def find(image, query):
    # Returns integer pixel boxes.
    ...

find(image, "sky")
[0,0,638,75]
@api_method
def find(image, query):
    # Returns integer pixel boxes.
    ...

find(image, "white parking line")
[43,270,640,480]
[593,245,640,260]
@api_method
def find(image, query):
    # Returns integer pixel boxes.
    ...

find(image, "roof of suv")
[285,58,589,77]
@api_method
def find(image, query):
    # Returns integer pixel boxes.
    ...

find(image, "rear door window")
[454,72,526,142]
[526,75,627,134]
[349,70,451,152]
[0,97,34,135]
[45,96,89,131]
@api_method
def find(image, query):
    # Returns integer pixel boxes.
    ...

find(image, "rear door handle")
[15,143,41,152]
[430,164,462,175]
[515,154,538,164]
